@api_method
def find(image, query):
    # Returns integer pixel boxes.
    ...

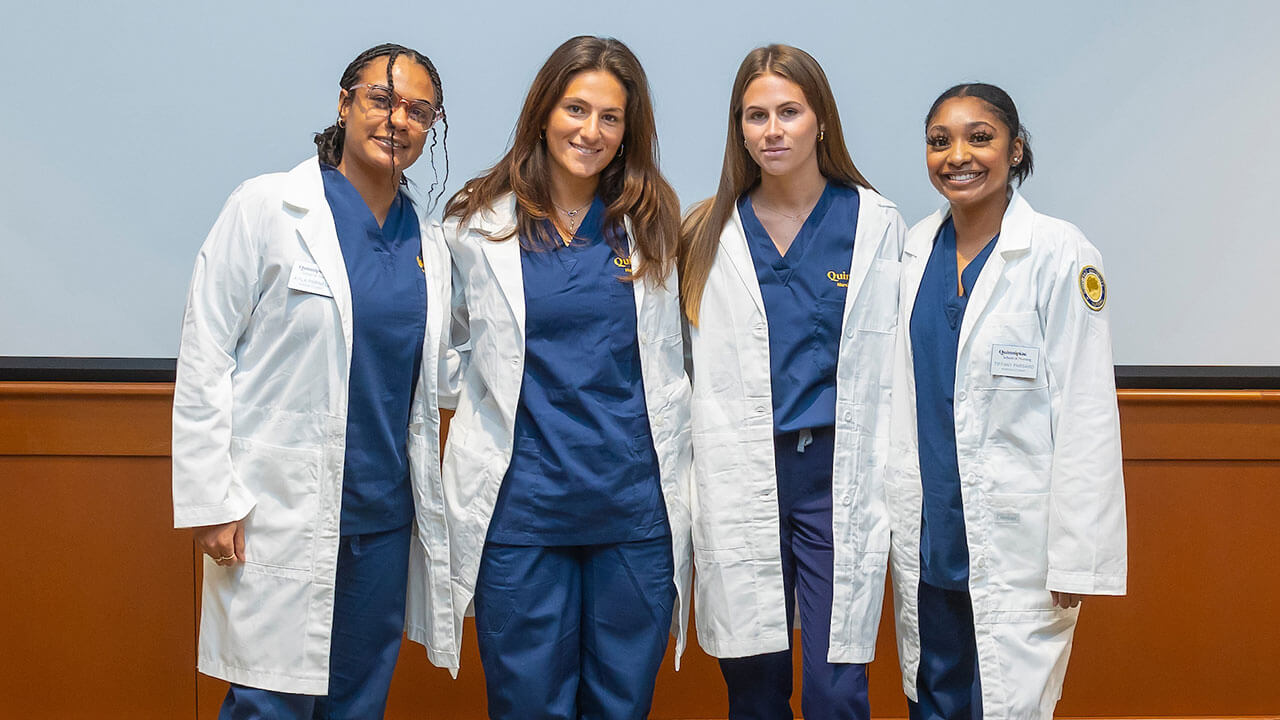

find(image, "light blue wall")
[1,1,1276,363]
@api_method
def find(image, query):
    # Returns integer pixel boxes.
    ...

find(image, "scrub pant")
[718,426,870,720]
[909,580,982,720]
[474,536,676,720]
[218,524,412,720]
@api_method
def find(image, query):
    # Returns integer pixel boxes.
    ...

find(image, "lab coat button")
[755,404,767,414]
[841,495,852,506]
[957,390,968,402]
[845,327,855,338]
[509,358,518,366]
[842,410,853,422]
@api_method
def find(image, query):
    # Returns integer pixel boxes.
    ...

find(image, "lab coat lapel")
[842,187,886,321]
[626,217,649,322]
[476,195,526,338]
[901,207,944,348]
[283,158,353,360]
[720,207,766,314]
[956,192,1034,355]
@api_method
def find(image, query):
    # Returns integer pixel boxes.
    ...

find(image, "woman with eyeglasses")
[172,43,453,718]
[439,35,690,719]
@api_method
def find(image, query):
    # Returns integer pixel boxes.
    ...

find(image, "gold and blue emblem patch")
[1078,266,1106,311]
[417,254,425,272]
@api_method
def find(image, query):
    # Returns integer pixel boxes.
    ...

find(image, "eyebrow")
[928,120,997,133]
[563,96,624,113]
[743,100,803,113]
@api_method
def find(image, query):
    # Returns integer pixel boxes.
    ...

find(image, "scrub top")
[909,217,998,590]
[321,163,426,536]
[487,197,667,546]
[739,182,859,434]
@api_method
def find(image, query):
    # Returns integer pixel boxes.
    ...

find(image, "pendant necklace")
[553,200,591,241]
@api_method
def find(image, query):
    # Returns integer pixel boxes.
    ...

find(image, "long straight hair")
[679,44,872,324]
[444,36,679,284]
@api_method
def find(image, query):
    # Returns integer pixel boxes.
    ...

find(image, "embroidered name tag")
[287,262,333,297]
[990,344,1039,379]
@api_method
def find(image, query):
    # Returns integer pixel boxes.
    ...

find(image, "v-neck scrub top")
[739,182,859,434]
[486,197,667,546]
[909,217,998,590]
[320,164,426,536]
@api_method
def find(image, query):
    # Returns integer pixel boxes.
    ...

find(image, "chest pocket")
[854,258,901,334]
[973,311,1047,389]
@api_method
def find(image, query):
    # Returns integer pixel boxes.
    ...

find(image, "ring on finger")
[214,554,235,562]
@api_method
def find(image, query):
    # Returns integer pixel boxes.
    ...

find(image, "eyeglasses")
[347,83,443,132]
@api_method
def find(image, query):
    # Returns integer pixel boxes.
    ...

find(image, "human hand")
[1050,591,1082,609]
[194,519,246,566]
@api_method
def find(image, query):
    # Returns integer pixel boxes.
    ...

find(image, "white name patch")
[287,262,333,297]
[990,344,1039,379]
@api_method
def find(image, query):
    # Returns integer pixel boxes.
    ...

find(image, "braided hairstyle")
[313,43,450,211]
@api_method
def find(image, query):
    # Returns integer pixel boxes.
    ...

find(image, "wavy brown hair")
[680,44,873,324]
[444,36,679,284]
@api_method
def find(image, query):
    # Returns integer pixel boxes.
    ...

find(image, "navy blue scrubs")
[907,217,998,720]
[220,163,426,719]
[474,198,675,720]
[717,184,869,720]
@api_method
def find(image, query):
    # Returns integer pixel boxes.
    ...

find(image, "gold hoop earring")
[817,129,825,142]
[616,143,625,158]
[337,117,346,129]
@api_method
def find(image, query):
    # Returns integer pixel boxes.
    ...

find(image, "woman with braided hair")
[172,43,454,718]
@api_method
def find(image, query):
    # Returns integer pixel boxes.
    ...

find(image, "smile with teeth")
[375,136,408,150]
[945,171,983,182]
[570,141,602,155]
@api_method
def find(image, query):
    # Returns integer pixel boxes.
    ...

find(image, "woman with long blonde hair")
[681,44,905,720]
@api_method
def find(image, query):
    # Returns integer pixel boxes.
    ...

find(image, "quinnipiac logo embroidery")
[614,255,633,274]
[1078,266,1106,311]
[826,270,849,288]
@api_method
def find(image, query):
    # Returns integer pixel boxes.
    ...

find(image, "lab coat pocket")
[974,311,1052,456]
[853,258,901,334]
[231,438,320,574]
[984,492,1051,603]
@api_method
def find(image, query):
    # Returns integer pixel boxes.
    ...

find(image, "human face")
[544,70,627,187]
[925,96,1024,211]
[740,73,821,180]
[337,55,435,177]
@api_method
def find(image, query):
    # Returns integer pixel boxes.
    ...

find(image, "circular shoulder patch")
[1078,266,1106,311]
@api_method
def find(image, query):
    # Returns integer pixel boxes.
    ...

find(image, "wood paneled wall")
[1,383,1277,718]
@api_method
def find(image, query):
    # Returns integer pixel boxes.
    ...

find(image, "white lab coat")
[689,186,905,662]
[431,194,693,673]
[886,192,1127,718]
[172,157,453,694]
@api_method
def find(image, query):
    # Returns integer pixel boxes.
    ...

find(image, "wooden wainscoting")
[1,383,1277,719]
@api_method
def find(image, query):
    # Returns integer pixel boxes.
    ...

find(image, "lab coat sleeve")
[439,222,472,404]
[1041,232,1127,595]
[172,186,261,528]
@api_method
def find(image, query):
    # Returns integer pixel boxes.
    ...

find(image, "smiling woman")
[438,35,690,720]
[171,42,457,718]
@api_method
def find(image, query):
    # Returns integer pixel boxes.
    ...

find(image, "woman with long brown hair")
[438,35,691,719]
[681,44,905,720]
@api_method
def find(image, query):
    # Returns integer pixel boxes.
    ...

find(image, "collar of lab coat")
[279,156,354,366]
[718,184,897,317]
[903,189,1036,358]
[466,192,650,339]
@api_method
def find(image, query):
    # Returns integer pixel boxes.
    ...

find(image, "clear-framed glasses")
[347,83,443,132]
